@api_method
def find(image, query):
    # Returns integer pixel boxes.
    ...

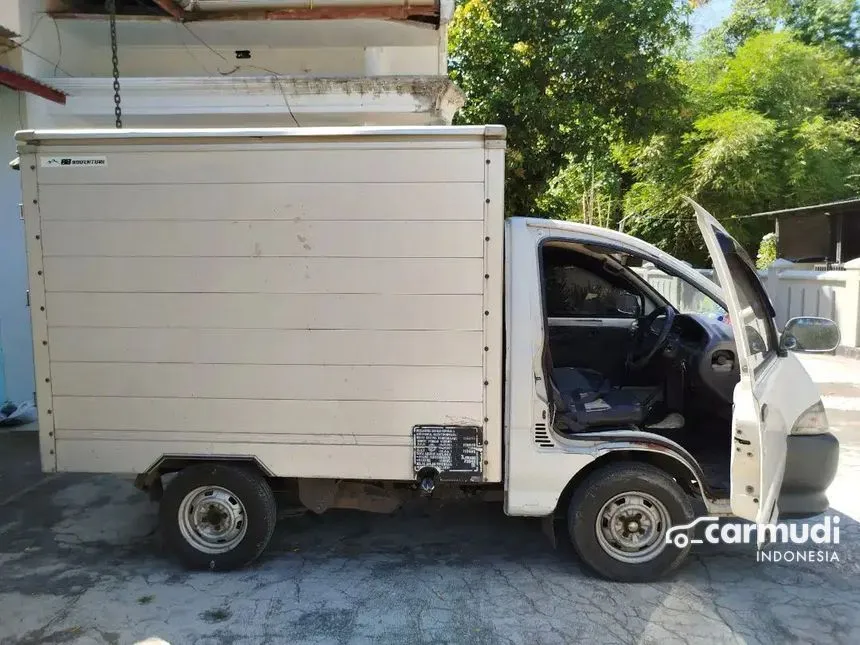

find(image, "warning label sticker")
[40,155,107,168]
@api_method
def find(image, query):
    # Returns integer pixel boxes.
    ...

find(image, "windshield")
[634,265,728,321]
[576,244,729,322]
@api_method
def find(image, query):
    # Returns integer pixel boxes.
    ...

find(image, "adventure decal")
[40,155,107,168]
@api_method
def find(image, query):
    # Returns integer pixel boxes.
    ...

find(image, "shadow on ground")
[2,430,859,645]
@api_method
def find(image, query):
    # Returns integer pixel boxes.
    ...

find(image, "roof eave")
[747,197,860,219]
[0,65,67,104]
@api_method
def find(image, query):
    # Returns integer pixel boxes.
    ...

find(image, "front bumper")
[778,432,839,518]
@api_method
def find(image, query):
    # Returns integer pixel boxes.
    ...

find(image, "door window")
[713,227,778,371]
[545,263,641,318]
[642,270,728,321]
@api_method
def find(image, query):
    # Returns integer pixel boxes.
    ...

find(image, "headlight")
[791,400,829,435]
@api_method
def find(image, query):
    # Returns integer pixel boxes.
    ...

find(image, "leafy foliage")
[756,232,778,269]
[778,0,860,57]
[702,0,860,57]
[449,0,860,263]
[619,31,860,262]
[700,0,778,54]
[448,0,689,217]
[535,152,621,227]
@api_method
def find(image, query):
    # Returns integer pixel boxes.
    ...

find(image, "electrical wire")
[16,90,24,130]
[180,22,301,127]
[0,12,71,77]
[52,15,62,77]
[176,24,217,76]
[179,22,239,74]
[0,12,48,57]
[12,42,72,77]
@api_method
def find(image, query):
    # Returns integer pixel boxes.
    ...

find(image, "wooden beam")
[151,0,187,20]
[218,5,439,21]
[48,13,174,21]
[51,2,439,24]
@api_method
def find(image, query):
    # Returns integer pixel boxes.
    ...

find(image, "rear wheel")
[160,463,277,571]
[567,462,694,582]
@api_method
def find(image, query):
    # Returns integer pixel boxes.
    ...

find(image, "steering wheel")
[627,305,676,370]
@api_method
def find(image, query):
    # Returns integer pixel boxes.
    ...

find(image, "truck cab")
[504,207,840,580]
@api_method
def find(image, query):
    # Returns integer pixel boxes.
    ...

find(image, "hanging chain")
[107,0,122,128]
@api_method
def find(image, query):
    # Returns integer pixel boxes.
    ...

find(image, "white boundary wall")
[636,259,860,349]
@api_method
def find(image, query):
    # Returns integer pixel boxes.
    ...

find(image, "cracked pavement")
[1,354,859,645]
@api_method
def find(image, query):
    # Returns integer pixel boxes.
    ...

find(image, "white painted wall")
[19,15,447,79]
[0,3,23,36]
[2,3,456,409]
[0,87,35,403]
[28,76,464,128]
[17,13,454,129]
[636,262,860,349]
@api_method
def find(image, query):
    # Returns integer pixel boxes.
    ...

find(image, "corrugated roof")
[746,197,860,219]
[0,65,67,104]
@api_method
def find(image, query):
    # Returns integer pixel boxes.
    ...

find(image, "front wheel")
[567,462,694,582]
[160,463,277,571]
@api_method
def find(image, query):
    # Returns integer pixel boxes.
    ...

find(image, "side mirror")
[780,317,840,353]
[615,292,642,317]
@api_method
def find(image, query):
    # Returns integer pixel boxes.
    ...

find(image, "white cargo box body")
[17,126,505,483]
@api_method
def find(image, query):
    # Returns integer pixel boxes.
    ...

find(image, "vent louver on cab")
[533,423,555,448]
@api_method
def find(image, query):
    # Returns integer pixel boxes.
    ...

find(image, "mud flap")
[542,515,558,550]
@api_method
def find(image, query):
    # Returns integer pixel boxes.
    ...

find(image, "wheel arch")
[134,454,275,500]
[553,448,709,517]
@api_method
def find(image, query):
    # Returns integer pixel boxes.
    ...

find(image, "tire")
[160,463,277,571]
[567,462,694,582]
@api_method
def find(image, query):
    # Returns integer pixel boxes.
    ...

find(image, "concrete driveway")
[1,354,859,645]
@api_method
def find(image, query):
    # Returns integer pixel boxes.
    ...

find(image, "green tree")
[448,0,859,263]
[448,0,689,218]
[700,0,778,55]
[701,0,859,56]
[535,152,621,226]
[620,31,860,262]
[756,232,778,268]
[778,0,860,57]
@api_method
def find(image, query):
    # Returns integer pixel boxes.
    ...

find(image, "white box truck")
[16,125,840,581]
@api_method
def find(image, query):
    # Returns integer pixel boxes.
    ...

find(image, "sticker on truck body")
[413,425,483,482]
[40,155,107,168]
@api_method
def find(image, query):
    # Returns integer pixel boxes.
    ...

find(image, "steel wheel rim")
[595,491,670,564]
[178,486,248,554]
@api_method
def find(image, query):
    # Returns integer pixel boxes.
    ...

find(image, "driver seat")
[546,352,660,430]
[552,366,606,395]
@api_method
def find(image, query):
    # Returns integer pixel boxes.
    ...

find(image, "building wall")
[19,13,455,128]
[20,16,447,79]
[0,87,35,403]
[2,4,456,404]
[0,2,23,36]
